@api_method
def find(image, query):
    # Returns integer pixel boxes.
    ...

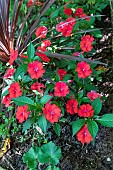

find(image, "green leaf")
[12,96,35,106]
[38,141,62,165]
[81,97,91,103]
[27,43,35,60]
[71,119,85,136]
[91,98,102,115]
[2,86,9,97]
[40,95,53,105]
[46,165,60,170]
[87,119,98,138]
[53,123,61,137]
[22,146,39,170]
[14,64,27,80]
[78,90,83,99]
[38,115,50,133]
[96,114,113,127]
[22,119,32,133]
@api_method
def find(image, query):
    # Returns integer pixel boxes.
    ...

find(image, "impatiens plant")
[0,0,111,169]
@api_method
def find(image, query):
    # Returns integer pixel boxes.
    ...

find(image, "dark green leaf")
[96,114,113,127]
[71,119,85,136]
[46,165,60,170]
[40,95,53,105]
[12,96,35,106]
[78,90,84,99]
[53,123,61,137]
[22,119,32,133]
[38,115,50,133]
[38,141,62,165]
[22,146,39,170]
[91,98,102,115]
[87,119,98,138]
[81,97,91,103]
[27,43,35,60]
[14,64,27,80]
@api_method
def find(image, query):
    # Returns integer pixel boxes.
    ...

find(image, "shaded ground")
[0,5,113,170]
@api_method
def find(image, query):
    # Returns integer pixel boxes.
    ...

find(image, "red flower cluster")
[16,105,30,123]
[78,104,94,118]
[73,7,90,21]
[28,61,45,79]
[31,82,45,93]
[2,94,11,107]
[27,0,43,7]
[54,82,69,97]
[74,8,83,17]
[57,69,67,80]
[36,52,50,62]
[56,17,76,37]
[66,17,76,27]
[9,49,18,65]
[8,82,22,99]
[4,68,15,79]
[20,54,28,59]
[43,103,61,123]
[37,46,47,52]
[87,90,100,101]
[76,61,92,78]
[64,8,73,16]
[41,40,51,49]
[35,26,47,38]
[80,35,94,53]
[76,124,93,144]
[66,99,78,114]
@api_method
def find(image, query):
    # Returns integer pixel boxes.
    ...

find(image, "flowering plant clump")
[0,0,111,169]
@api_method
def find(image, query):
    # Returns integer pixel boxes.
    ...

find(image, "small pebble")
[107,157,111,162]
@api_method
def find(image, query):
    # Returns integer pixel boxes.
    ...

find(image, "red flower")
[16,105,30,123]
[66,17,76,27]
[27,0,43,7]
[27,0,33,7]
[8,82,22,99]
[73,8,83,17]
[54,82,69,97]
[81,35,94,43]
[76,61,92,78]
[9,49,18,65]
[80,13,90,21]
[64,8,73,16]
[35,26,47,38]
[58,69,67,80]
[43,103,61,123]
[80,35,94,53]
[31,82,45,93]
[37,46,47,52]
[56,21,66,32]
[20,54,28,59]
[56,21,73,37]
[2,94,11,107]
[78,104,94,118]
[36,52,50,62]
[62,24,73,37]
[66,99,78,114]
[4,68,15,79]
[41,40,51,48]
[76,124,93,144]
[28,61,45,79]
[73,52,80,57]
[87,90,100,101]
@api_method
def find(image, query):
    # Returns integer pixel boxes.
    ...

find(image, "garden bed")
[0,1,113,170]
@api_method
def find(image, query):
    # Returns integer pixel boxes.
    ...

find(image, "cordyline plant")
[0,0,112,169]
[0,0,105,64]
